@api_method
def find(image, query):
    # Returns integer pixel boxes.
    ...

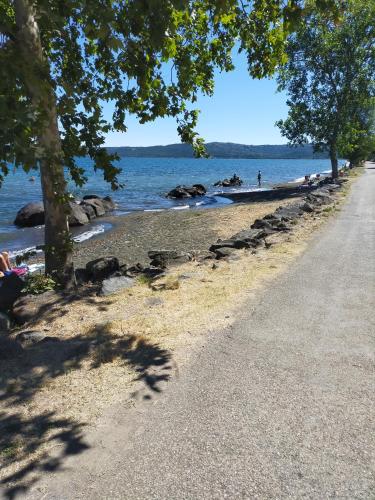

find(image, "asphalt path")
[11,165,375,499]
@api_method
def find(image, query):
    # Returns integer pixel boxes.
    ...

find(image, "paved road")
[15,166,375,499]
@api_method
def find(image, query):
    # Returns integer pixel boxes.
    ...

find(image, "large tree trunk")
[14,0,75,288]
[329,144,339,179]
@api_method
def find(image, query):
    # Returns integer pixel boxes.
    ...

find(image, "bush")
[22,274,56,295]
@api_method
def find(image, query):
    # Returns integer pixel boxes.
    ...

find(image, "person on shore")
[0,251,11,278]
[0,251,28,279]
[257,170,262,187]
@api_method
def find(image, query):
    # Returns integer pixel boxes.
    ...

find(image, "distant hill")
[107,142,329,159]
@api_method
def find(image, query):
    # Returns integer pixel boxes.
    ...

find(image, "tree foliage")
[276,0,375,176]
[0,0,303,187]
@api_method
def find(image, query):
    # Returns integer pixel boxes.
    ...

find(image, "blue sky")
[103,53,289,147]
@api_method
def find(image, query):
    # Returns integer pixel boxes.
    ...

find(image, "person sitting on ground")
[0,251,29,279]
[0,251,11,278]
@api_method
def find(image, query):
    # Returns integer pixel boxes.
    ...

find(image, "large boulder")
[102,196,116,211]
[12,290,60,325]
[148,250,192,268]
[80,202,96,220]
[0,274,25,312]
[167,184,207,199]
[83,198,106,216]
[15,195,115,228]
[14,202,45,227]
[86,256,120,281]
[68,202,89,226]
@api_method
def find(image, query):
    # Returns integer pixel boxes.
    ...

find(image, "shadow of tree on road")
[0,322,172,498]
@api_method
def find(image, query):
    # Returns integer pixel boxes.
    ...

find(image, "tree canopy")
[276,0,375,177]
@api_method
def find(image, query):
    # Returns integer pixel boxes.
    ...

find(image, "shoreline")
[20,183,318,271]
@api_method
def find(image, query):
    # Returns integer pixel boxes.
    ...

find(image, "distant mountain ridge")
[107,142,328,159]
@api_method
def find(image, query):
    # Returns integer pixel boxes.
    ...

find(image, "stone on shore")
[14,195,114,228]
[12,290,60,325]
[14,202,45,227]
[16,330,49,347]
[83,198,106,216]
[80,202,97,220]
[86,256,120,281]
[68,201,90,226]
[209,239,251,252]
[99,276,135,296]
[148,250,192,268]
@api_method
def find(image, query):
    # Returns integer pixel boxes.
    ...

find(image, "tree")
[276,0,375,178]
[1,0,335,286]
[338,99,375,166]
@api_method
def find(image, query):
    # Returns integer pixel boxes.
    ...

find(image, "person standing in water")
[257,170,262,187]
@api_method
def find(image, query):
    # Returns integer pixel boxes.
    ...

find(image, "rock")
[12,291,60,325]
[300,202,315,213]
[148,250,192,268]
[80,202,97,220]
[83,198,106,216]
[213,247,239,259]
[86,256,120,281]
[16,330,47,347]
[0,337,23,359]
[14,202,45,227]
[102,196,116,211]
[126,263,145,277]
[251,219,274,231]
[99,276,135,296]
[75,267,90,284]
[83,194,101,200]
[214,174,243,187]
[0,274,25,312]
[209,239,251,252]
[68,201,89,226]
[141,267,165,279]
[167,184,207,199]
[275,205,303,220]
[0,312,11,333]
[265,233,289,247]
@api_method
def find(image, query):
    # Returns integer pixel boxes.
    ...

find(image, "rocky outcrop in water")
[14,196,115,228]
[214,174,243,188]
[167,184,206,199]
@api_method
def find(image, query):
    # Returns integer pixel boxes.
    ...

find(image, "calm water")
[0,157,335,255]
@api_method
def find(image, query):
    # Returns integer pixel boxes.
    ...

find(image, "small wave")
[144,209,165,212]
[9,246,43,259]
[171,205,190,210]
[292,170,332,183]
[29,262,45,273]
[73,224,105,243]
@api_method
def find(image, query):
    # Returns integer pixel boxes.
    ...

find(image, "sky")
[102,53,289,148]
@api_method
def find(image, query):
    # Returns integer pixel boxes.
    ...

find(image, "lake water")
[0,157,336,256]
